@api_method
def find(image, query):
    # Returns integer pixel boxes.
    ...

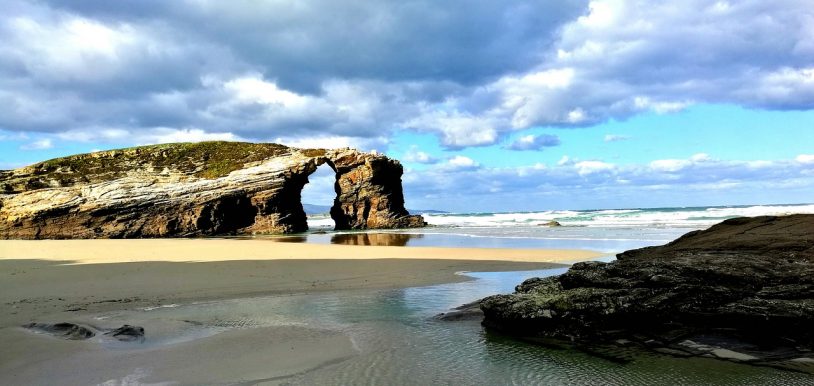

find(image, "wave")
[419,204,814,229]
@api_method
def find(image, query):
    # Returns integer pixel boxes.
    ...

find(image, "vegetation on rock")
[2,142,291,193]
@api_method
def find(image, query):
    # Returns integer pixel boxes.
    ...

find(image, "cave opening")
[301,162,338,231]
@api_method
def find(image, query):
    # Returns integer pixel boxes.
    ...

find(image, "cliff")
[480,214,814,370]
[0,142,425,239]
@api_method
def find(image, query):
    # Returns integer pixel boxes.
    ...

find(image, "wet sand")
[0,239,602,385]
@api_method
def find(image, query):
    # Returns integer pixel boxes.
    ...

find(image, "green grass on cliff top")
[3,141,324,192]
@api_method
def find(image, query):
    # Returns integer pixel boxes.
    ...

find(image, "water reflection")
[90,268,811,385]
[330,232,424,246]
[266,235,308,243]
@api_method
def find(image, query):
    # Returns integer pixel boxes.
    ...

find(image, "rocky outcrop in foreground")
[24,322,145,342]
[0,142,424,238]
[481,214,814,370]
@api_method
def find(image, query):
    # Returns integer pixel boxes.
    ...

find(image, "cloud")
[0,0,812,152]
[604,134,630,142]
[402,153,814,211]
[272,135,388,152]
[139,128,240,144]
[506,134,561,151]
[574,160,615,176]
[557,155,574,166]
[404,110,499,149]
[38,0,585,91]
[649,153,713,172]
[19,138,53,150]
[403,146,438,164]
[796,154,814,165]
[397,0,814,145]
[445,155,480,170]
[649,159,691,173]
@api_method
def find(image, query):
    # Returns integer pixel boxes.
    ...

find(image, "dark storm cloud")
[0,0,812,149]
[42,0,587,90]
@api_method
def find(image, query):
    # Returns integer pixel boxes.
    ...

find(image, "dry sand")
[0,239,603,385]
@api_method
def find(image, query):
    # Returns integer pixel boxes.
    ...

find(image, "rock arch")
[0,142,425,239]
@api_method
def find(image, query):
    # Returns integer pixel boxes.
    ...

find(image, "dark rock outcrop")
[24,322,146,343]
[436,301,484,321]
[480,214,814,368]
[104,324,145,342]
[0,142,425,239]
[23,322,96,340]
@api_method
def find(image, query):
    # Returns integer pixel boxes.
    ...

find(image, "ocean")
[304,203,814,253]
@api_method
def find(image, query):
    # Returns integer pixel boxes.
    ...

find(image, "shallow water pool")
[87,267,813,385]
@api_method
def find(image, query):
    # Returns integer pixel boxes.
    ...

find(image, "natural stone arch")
[0,142,425,239]
[321,149,424,231]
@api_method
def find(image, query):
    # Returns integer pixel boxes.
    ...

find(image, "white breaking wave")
[419,204,814,229]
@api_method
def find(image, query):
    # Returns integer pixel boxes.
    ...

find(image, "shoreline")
[0,240,602,384]
[0,240,603,327]
[0,238,603,264]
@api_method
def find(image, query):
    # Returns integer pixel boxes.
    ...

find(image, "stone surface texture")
[0,142,424,239]
[480,214,814,368]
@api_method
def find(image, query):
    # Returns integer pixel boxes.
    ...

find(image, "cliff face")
[0,142,425,239]
[480,214,814,369]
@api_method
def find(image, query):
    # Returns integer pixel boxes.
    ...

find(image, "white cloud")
[557,155,574,166]
[7,15,140,82]
[401,154,814,211]
[446,155,480,170]
[690,153,712,162]
[54,127,241,146]
[796,154,814,165]
[224,76,309,108]
[650,159,692,172]
[650,153,713,172]
[574,160,615,176]
[19,138,53,150]
[403,146,438,164]
[604,134,630,142]
[141,128,240,144]
[633,97,692,114]
[405,110,498,149]
[274,135,388,151]
[506,134,561,151]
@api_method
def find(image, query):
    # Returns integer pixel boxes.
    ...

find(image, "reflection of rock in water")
[270,236,308,243]
[330,233,423,246]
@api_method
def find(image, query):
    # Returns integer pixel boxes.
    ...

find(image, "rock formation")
[0,142,425,239]
[24,322,146,342]
[480,214,814,369]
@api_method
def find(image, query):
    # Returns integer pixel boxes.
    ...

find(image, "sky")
[1,0,813,212]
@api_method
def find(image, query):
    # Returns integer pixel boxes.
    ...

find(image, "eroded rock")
[0,142,424,239]
[23,322,95,340]
[105,324,145,342]
[24,322,147,343]
[480,214,814,369]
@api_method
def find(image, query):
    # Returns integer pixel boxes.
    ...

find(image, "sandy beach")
[0,239,602,385]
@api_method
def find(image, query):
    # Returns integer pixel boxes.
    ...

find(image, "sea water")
[299,203,814,252]
[178,203,814,383]
[97,268,812,385]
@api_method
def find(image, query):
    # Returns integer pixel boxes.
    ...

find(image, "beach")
[0,239,600,385]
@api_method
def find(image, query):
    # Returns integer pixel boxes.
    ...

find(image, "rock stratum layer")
[481,214,814,369]
[0,142,425,239]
